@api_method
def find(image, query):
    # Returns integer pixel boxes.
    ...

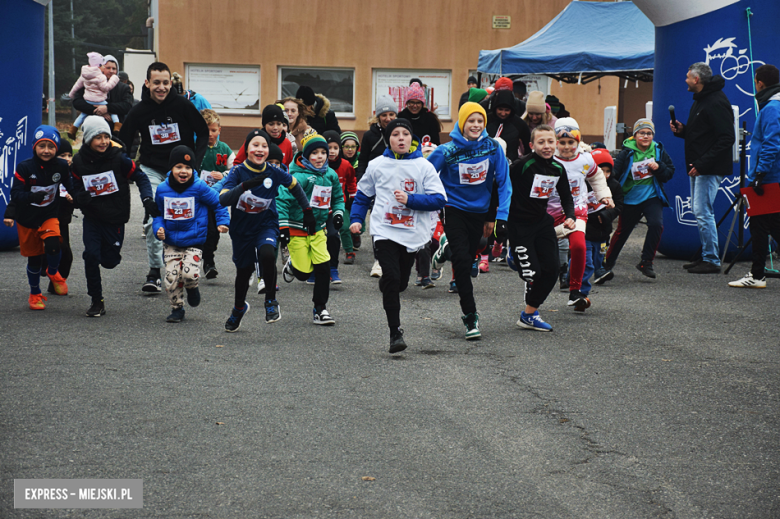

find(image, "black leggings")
[442,206,486,315]
[234,244,276,307]
[375,239,417,329]
[508,216,559,309]
[289,261,331,309]
[326,213,341,268]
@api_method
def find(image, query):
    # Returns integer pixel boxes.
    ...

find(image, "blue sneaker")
[430,267,443,281]
[186,287,201,307]
[471,259,480,278]
[420,277,435,289]
[306,272,316,285]
[264,299,281,323]
[330,267,342,284]
[166,306,185,323]
[516,310,552,332]
[225,302,250,332]
[506,247,518,272]
[448,280,458,293]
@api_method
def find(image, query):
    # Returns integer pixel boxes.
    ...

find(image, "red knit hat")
[590,148,614,168]
[406,84,426,106]
[495,77,513,91]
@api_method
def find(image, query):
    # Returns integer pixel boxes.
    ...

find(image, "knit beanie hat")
[495,77,513,92]
[82,116,111,145]
[385,118,414,139]
[554,117,581,142]
[296,85,316,106]
[262,104,287,126]
[267,143,284,164]
[87,52,103,68]
[102,54,118,67]
[468,88,488,103]
[457,102,487,133]
[513,80,527,97]
[33,125,61,150]
[168,145,196,171]
[244,128,270,152]
[406,84,426,105]
[493,90,516,111]
[467,76,478,85]
[525,91,546,113]
[340,131,359,148]
[57,138,73,156]
[322,130,342,147]
[375,95,398,117]
[590,148,614,168]
[301,133,328,159]
[633,118,655,135]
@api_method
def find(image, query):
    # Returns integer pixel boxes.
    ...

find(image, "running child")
[350,118,446,353]
[340,131,362,251]
[324,130,357,268]
[153,145,230,322]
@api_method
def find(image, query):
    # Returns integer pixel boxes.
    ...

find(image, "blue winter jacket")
[153,174,229,247]
[427,124,511,220]
[749,93,780,184]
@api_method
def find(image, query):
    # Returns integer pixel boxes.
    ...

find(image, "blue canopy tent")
[477,1,655,84]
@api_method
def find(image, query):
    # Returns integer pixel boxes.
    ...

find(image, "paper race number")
[164,197,195,220]
[310,185,332,209]
[459,159,489,185]
[82,171,119,197]
[30,185,58,207]
[383,203,415,228]
[149,123,181,145]
[631,158,654,181]
[237,191,271,213]
[530,174,557,199]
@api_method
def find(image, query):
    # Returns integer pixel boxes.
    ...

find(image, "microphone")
[669,105,676,123]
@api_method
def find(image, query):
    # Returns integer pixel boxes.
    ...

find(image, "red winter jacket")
[329,158,357,203]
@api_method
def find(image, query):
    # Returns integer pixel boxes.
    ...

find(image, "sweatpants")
[415,244,432,278]
[234,244,277,308]
[82,217,125,300]
[326,213,341,268]
[374,239,417,328]
[750,212,780,279]
[442,206,487,316]
[605,197,664,268]
[163,244,202,309]
[508,215,559,309]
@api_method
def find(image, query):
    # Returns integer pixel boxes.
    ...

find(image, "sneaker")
[389,328,407,354]
[282,259,296,283]
[265,299,281,323]
[352,233,362,250]
[142,270,162,293]
[280,245,291,266]
[683,258,702,270]
[471,259,480,278]
[204,264,218,279]
[414,277,423,286]
[29,293,47,310]
[516,310,553,332]
[462,312,481,340]
[421,277,435,289]
[448,280,458,293]
[225,302,250,332]
[306,272,316,285]
[166,306,185,323]
[313,307,335,325]
[567,290,591,312]
[431,267,443,281]
[687,261,720,274]
[85,298,105,317]
[257,278,266,294]
[636,261,657,278]
[491,241,503,259]
[370,260,382,278]
[46,271,68,295]
[506,248,518,272]
[728,272,767,288]
[186,287,201,307]
[330,268,342,284]
[431,235,449,270]
[593,269,614,285]
[499,248,508,262]
[479,259,490,273]
[559,265,569,290]
[344,252,356,265]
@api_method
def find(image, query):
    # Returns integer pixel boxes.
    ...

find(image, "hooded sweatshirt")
[486,90,531,161]
[277,153,345,235]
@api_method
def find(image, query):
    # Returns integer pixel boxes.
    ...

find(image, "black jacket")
[674,76,735,176]
[397,108,441,145]
[117,86,209,172]
[585,175,624,242]
[356,123,387,180]
[307,94,341,134]
[72,81,134,125]
[10,156,72,229]
[486,91,531,161]
[508,153,574,225]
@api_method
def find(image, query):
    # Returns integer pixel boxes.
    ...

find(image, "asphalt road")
[1,190,779,518]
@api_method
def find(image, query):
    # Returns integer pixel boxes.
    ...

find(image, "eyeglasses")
[635,131,654,137]
[343,145,358,150]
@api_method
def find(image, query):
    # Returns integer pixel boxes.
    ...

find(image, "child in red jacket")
[324,131,357,271]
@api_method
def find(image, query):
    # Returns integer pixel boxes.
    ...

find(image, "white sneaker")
[313,307,335,325]
[257,278,266,294]
[728,272,766,288]
[281,245,290,266]
[282,259,296,283]
[370,260,382,278]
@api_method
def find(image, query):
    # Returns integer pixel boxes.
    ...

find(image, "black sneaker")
[166,306,185,323]
[559,265,569,290]
[593,270,614,285]
[352,233,361,250]
[687,261,720,274]
[204,264,218,279]
[86,299,106,317]
[389,328,407,354]
[313,306,335,325]
[636,261,657,278]
[462,312,481,340]
[567,290,591,312]
[225,302,250,332]
[265,299,281,323]
[142,269,162,293]
[186,287,201,307]
[683,258,702,270]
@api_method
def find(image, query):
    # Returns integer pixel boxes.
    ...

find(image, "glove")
[3,202,16,220]
[76,191,93,207]
[143,198,161,218]
[333,213,343,230]
[242,175,266,191]
[279,227,290,247]
[29,191,46,204]
[750,181,764,196]
[302,208,317,235]
[494,219,508,241]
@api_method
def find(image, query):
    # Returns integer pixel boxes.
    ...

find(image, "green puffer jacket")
[277,153,345,232]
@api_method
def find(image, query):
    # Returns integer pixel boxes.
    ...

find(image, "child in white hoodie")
[68,52,120,135]
[350,118,447,354]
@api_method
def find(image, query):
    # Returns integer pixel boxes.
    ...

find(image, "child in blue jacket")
[153,145,230,322]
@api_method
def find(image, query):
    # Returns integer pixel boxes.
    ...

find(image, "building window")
[279,67,355,117]
[373,69,452,120]
[185,64,260,115]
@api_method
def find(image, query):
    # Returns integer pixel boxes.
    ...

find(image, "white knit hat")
[82,115,111,145]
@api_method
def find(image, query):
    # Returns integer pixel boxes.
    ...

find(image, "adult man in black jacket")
[671,62,735,274]
[70,54,134,136]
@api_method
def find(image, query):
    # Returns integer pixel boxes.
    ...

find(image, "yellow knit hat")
[458,102,487,135]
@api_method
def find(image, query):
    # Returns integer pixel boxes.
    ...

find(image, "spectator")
[522,91,557,131]
[296,85,341,134]
[728,64,780,288]
[71,54,134,129]
[397,83,442,146]
[118,71,129,84]
[671,62,735,274]
[171,72,212,111]
[458,76,479,109]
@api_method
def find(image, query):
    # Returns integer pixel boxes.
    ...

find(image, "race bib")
[59,184,68,198]
[459,159,489,185]
[200,171,219,186]
[384,203,415,228]
[164,196,195,220]
[631,158,654,181]
[530,174,557,199]
[310,185,332,209]
[82,171,119,197]
[569,177,583,199]
[148,122,181,145]
[30,185,57,207]
[587,191,606,214]
[237,191,271,214]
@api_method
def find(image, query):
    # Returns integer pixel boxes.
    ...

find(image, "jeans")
[605,198,665,267]
[690,175,724,266]
[581,240,602,296]
[139,164,166,270]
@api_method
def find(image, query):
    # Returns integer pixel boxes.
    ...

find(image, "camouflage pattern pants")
[163,244,202,308]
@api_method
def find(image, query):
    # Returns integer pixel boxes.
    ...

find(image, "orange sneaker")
[46,271,69,295]
[29,293,47,310]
